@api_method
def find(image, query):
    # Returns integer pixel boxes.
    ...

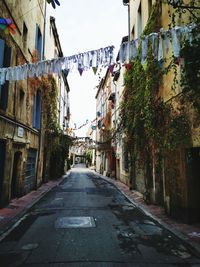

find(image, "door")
[24,149,37,194]
[0,140,6,201]
[11,152,21,199]
[186,147,200,223]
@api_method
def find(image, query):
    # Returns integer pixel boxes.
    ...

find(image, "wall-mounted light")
[101,123,106,131]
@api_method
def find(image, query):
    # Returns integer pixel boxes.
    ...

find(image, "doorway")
[0,140,6,203]
[186,147,200,223]
[11,151,21,199]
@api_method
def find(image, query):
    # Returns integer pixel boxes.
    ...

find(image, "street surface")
[0,164,200,266]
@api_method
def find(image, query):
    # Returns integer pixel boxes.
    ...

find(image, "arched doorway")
[11,151,21,199]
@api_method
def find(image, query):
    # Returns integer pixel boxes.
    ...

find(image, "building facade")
[0,0,70,206]
[120,0,200,223]
[95,0,200,223]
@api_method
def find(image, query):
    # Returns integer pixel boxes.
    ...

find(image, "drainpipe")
[42,0,47,60]
[123,0,131,61]
[36,0,47,187]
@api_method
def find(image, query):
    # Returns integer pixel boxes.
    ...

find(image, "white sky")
[50,0,127,136]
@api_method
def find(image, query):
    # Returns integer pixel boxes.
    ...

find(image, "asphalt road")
[0,164,200,266]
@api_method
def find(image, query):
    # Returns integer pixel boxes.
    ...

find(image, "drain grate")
[55,216,96,228]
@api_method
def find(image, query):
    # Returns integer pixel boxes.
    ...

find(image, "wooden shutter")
[0,43,11,110]
[32,94,37,128]
[0,39,5,67]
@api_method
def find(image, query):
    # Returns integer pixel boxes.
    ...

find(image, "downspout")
[123,0,131,61]
[36,0,47,186]
[42,0,47,60]
[12,53,18,141]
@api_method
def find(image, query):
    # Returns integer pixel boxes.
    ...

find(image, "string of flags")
[0,46,115,85]
[0,18,16,35]
[0,23,198,85]
[73,118,96,131]
[119,23,198,67]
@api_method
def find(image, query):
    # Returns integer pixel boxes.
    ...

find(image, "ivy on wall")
[119,1,191,168]
[180,30,200,114]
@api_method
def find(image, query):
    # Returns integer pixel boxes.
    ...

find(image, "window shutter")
[0,44,11,110]
[35,24,38,49]
[32,95,37,128]
[0,39,5,67]
[3,46,11,67]
[36,91,42,129]
[0,39,5,100]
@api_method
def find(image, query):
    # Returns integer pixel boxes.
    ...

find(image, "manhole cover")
[21,243,39,250]
[55,216,96,228]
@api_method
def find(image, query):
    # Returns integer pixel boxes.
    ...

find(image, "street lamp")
[167,0,200,10]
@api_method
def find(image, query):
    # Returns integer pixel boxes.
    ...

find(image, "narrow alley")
[0,165,199,266]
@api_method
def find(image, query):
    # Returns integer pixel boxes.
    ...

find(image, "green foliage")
[41,76,71,179]
[49,134,70,179]
[84,150,93,166]
[42,76,60,132]
[180,32,200,114]
[120,1,191,164]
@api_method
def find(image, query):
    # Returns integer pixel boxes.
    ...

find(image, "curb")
[92,170,200,256]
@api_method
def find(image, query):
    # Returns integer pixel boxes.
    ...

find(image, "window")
[0,140,6,197]
[35,24,42,61]
[122,141,129,172]
[137,3,142,37]
[19,89,25,119]
[131,26,135,40]
[32,90,42,129]
[23,22,28,49]
[0,39,11,111]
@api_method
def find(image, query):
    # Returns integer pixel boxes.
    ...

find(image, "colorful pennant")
[0,18,16,35]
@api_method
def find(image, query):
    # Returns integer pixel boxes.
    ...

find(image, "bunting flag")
[119,23,197,66]
[171,27,181,58]
[0,18,16,35]
[141,36,148,64]
[92,67,97,75]
[46,0,60,9]
[158,35,164,67]
[109,64,115,74]
[0,46,114,85]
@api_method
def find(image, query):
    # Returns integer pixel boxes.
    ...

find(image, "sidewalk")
[96,172,200,255]
[0,176,66,238]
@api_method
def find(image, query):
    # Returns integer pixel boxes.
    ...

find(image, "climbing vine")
[119,1,191,167]
[180,28,200,114]
[28,50,71,179]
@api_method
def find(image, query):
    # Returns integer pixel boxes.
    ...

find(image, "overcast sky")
[51,0,127,136]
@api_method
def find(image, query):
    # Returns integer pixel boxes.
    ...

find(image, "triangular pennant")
[0,18,7,24]
[5,18,12,25]
[92,67,97,75]
[8,24,16,34]
[109,64,115,74]
[0,24,7,30]
[63,69,69,77]
[78,68,83,76]
[124,63,132,71]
